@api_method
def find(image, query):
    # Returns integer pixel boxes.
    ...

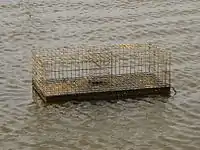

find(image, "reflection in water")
[31,88,172,149]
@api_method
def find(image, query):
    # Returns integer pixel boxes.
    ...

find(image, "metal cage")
[32,43,171,100]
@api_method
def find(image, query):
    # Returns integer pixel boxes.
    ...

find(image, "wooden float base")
[32,82,170,104]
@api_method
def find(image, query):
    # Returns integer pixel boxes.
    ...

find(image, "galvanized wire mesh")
[32,43,171,96]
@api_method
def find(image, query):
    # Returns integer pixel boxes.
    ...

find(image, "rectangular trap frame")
[32,43,171,102]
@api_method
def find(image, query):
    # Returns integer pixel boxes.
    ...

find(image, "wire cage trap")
[32,43,171,102]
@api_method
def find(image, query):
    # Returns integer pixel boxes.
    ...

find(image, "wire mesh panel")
[32,43,171,97]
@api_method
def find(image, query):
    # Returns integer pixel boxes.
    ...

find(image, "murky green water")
[1,0,200,149]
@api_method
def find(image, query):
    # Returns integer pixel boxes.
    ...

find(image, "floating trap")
[32,44,171,103]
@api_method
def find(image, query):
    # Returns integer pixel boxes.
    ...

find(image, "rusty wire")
[32,43,171,96]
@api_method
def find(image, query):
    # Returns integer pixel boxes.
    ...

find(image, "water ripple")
[1,0,200,149]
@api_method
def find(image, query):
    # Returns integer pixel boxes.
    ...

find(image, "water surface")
[0,0,200,149]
